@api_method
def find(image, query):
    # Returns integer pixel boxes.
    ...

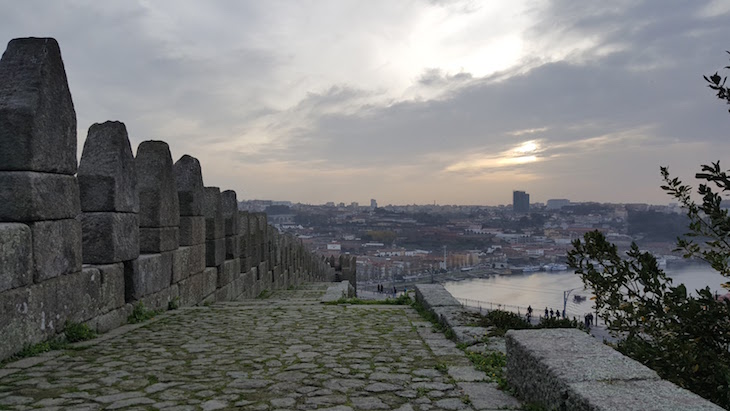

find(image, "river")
[444,265,728,321]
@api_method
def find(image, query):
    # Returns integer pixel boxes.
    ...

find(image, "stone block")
[90,303,132,333]
[203,267,218,299]
[139,285,172,312]
[179,215,205,246]
[140,226,179,253]
[238,211,249,236]
[0,37,77,174]
[566,378,725,411]
[203,187,224,239]
[414,284,461,310]
[217,258,240,288]
[124,252,173,302]
[0,267,102,361]
[0,223,32,293]
[30,219,82,283]
[505,328,666,411]
[214,282,235,302]
[173,155,205,216]
[79,212,139,264]
[172,244,205,283]
[77,121,138,213]
[177,270,203,307]
[457,382,522,410]
[221,190,238,236]
[136,140,179,228]
[205,237,225,267]
[0,171,79,221]
[91,263,126,314]
[177,269,215,307]
[225,235,241,260]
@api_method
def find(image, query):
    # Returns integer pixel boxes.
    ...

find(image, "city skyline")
[2,1,730,205]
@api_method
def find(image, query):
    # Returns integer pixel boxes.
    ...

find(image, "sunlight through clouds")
[444,139,543,173]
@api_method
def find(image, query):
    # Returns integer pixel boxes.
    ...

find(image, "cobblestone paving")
[0,283,521,410]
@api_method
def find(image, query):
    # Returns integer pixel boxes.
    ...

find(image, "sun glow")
[444,140,542,173]
[513,140,539,154]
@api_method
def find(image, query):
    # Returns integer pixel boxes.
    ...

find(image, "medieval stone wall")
[0,37,353,361]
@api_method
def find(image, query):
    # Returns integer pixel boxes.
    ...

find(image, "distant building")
[513,191,530,213]
[325,202,335,207]
[546,199,570,210]
[350,202,359,209]
[370,199,378,209]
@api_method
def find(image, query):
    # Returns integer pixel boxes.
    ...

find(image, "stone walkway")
[0,283,522,411]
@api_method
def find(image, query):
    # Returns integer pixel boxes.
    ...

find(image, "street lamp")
[563,288,578,318]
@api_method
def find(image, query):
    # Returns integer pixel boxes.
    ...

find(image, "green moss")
[323,294,413,306]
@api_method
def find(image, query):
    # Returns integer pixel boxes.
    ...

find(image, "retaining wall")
[0,37,354,361]
[414,284,722,410]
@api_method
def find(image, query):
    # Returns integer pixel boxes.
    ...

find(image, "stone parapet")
[505,329,724,410]
[0,36,349,362]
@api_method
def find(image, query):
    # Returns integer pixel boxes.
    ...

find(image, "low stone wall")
[414,284,488,345]
[320,281,356,303]
[505,329,723,410]
[0,37,352,361]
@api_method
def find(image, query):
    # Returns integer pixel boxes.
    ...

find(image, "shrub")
[480,309,531,336]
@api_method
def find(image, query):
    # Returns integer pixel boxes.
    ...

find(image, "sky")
[2,0,730,206]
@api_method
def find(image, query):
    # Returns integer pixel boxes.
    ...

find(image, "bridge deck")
[0,283,521,410]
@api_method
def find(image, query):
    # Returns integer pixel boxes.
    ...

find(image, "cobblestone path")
[0,283,521,410]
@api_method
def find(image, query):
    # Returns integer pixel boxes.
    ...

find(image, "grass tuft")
[127,302,161,324]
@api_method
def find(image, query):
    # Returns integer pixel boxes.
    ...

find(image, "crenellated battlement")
[0,37,354,361]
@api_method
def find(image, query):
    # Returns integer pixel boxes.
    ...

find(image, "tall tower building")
[513,191,530,213]
[370,199,378,209]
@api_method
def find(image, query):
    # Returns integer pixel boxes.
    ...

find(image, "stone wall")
[505,329,723,411]
[0,37,344,361]
[413,284,723,410]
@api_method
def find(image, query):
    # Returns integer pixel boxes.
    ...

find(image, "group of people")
[524,305,566,321]
[375,284,400,294]
[523,305,596,329]
[584,312,594,329]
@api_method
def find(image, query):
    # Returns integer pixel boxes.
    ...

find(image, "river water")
[444,265,728,321]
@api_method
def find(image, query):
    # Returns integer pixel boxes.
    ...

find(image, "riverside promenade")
[0,283,521,411]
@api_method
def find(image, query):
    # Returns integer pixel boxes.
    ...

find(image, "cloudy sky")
[2,0,730,206]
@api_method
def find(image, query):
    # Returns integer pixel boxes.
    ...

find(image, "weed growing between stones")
[168,296,180,310]
[0,321,97,366]
[64,321,97,343]
[127,302,162,324]
[0,339,66,365]
[522,402,550,411]
[323,294,412,306]
[411,299,441,326]
[464,350,508,389]
[257,289,272,299]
